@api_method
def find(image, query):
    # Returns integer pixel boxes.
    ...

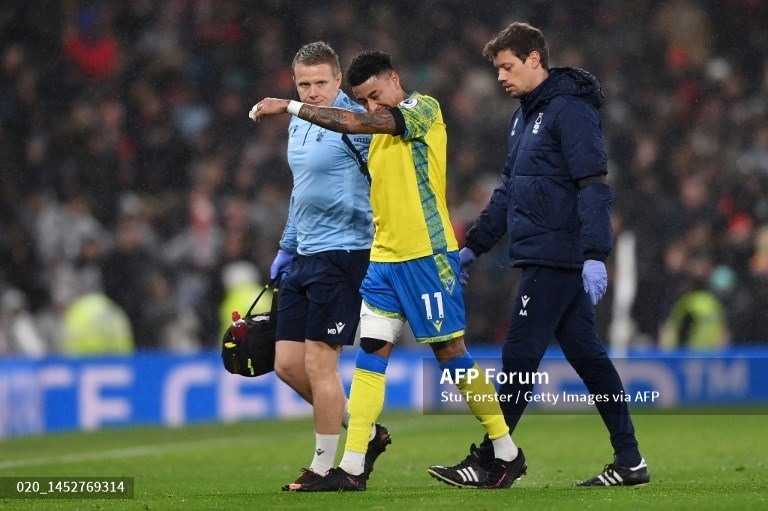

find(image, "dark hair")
[292,41,341,75]
[346,50,395,87]
[482,22,549,69]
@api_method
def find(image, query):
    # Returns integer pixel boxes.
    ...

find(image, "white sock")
[491,435,519,462]
[339,450,366,476]
[309,434,339,475]
[342,399,350,429]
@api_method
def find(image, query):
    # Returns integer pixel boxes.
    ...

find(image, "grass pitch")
[0,411,765,510]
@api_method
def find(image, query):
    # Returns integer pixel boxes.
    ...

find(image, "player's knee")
[304,340,341,379]
[360,337,388,354]
[274,358,301,385]
[274,346,304,385]
[355,346,389,374]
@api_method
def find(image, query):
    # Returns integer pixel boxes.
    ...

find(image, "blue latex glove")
[270,249,294,280]
[582,259,608,305]
[458,247,477,286]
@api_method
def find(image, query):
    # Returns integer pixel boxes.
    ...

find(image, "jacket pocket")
[513,176,549,231]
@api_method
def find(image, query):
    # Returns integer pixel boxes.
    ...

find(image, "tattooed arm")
[250,98,399,135]
[297,104,397,134]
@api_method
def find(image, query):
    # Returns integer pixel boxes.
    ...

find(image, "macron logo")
[520,295,530,317]
[327,322,346,335]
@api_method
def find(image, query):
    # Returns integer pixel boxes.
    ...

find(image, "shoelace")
[447,444,482,470]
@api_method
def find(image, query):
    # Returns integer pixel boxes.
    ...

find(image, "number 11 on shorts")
[420,292,444,320]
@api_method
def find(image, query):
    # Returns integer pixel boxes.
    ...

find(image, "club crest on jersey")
[399,97,418,109]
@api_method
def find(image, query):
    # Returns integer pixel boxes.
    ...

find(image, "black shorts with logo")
[275,249,370,345]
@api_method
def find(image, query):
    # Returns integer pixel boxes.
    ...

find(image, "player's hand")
[270,249,294,280]
[249,98,290,122]
[582,259,607,305]
[458,247,477,286]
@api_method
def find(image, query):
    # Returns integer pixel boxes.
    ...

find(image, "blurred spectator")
[218,260,271,338]
[61,292,134,355]
[659,286,730,351]
[101,214,160,348]
[138,268,201,352]
[162,191,223,346]
[0,220,49,312]
[63,5,122,82]
[0,288,47,356]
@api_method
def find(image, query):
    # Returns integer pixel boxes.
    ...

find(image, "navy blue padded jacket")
[465,67,613,269]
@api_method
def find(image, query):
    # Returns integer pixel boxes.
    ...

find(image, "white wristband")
[286,100,303,116]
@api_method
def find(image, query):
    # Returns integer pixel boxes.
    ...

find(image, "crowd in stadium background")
[1,0,767,354]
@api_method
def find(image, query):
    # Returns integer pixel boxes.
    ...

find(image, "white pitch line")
[0,435,255,470]
[0,417,433,471]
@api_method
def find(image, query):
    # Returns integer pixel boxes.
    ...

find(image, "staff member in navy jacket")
[430,22,649,488]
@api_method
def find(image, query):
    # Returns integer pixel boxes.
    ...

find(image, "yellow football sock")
[455,364,509,440]
[345,368,386,453]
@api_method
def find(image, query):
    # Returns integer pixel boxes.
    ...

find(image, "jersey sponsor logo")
[316,128,326,142]
[399,97,418,109]
[532,112,543,134]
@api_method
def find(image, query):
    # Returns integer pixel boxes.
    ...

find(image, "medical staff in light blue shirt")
[279,90,372,255]
[256,42,388,491]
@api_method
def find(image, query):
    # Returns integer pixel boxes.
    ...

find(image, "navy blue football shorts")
[275,249,369,345]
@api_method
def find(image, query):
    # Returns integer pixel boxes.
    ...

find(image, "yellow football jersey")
[368,93,458,262]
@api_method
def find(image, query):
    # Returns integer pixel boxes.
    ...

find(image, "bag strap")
[245,276,280,317]
[341,134,371,185]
